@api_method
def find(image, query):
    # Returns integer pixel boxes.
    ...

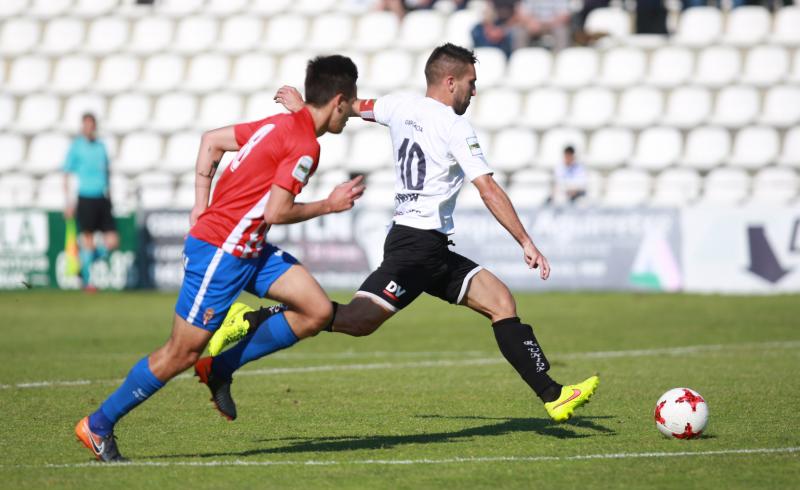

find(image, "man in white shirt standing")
[208,44,599,423]
[552,145,588,204]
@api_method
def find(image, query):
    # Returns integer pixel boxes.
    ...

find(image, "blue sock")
[88,357,165,436]
[79,248,94,286]
[211,311,298,380]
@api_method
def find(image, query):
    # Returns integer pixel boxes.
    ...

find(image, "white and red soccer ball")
[654,388,708,439]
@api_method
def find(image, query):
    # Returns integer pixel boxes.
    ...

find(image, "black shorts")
[357,224,483,311]
[76,196,116,233]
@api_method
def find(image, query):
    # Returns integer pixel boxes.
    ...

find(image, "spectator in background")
[551,146,587,204]
[517,0,573,51]
[377,0,468,18]
[471,0,519,57]
[637,0,668,34]
[63,113,118,292]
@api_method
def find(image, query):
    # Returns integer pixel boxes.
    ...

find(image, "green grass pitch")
[1,290,798,489]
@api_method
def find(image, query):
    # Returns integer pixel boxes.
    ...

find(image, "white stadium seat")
[0,134,25,173]
[247,0,292,16]
[16,94,60,133]
[39,18,85,55]
[710,86,760,128]
[129,17,174,55]
[474,47,507,88]
[674,7,723,47]
[291,0,337,15]
[567,88,615,129]
[174,16,218,55]
[94,55,140,94]
[348,128,393,173]
[85,17,129,55]
[662,86,711,129]
[584,128,634,170]
[646,46,694,88]
[473,89,522,130]
[276,52,314,92]
[217,16,263,54]
[197,93,243,130]
[597,47,646,88]
[681,126,731,170]
[30,0,71,18]
[759,86,800,128]
[244,93,289,122]
[156,0,204,17]
[651,168,701,206]
[25,132,71,175]
[701,168,749,205]
[0,174,36,209]
[0,18,41,55]
[206,0,247,16]
[693,46,741,87]
[741,46,789,87]
[584,7,631,38]
[507,170,552,207]
[351,11,399,53]
[488,128,537,172]
[506,48,552,89]
[778,128,800,167]
[444,9,481,47]
[151,93,198,132]
[6,56,49,95]
[551,48,599,89]
[722,6,770,46]
[615,87,663,129]
[184,54,230,93]
[163,132,202,174]
[520,89,568,129]
[307,13,353,51]
[140,54,185,94]
[317,132,349,170]
[73,0,119,18]
[116,132,163,175]
[51,56,95,94]
[61,94,106,132]
[230,54,276,93]
[603,169,651,207]
[629,127,682,170]
[0,96,16,131]
[728,126,779,169]
[263,14,308,54]
[36,174,68,210]
[0,0,28,19]
[365,50,414,91]
[399,10,444,51]
[107,93,151,134]
[771,7,800,46]
[536,128,586,168]
[137,173,175,210]
[790,49,800,83]
[750,167,798,205]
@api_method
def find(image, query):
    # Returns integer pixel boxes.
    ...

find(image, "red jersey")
[190,108,319,258]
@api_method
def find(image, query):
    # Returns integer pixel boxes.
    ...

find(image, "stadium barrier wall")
[1,207,798,293]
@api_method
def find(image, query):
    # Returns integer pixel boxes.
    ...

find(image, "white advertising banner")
[682,206,800,293]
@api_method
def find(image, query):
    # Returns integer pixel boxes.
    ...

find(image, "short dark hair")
[82,112,97,124]
[304,55,358,107]
[564,145,575,155]
[424,43,477,85]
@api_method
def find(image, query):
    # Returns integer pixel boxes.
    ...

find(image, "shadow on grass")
[149,415,616,459]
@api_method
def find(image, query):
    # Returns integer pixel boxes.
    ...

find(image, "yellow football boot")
[207,302,254,356]
[544,375,600,423]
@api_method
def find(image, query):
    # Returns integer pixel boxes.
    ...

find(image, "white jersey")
[365,93,492,234]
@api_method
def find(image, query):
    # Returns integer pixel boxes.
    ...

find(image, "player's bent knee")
[348,317,381,337]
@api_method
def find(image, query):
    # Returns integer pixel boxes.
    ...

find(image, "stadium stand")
[0,0,797,210]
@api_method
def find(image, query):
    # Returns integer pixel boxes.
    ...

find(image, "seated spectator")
[551,146,587,204]
[471,0,519,58]
[517,0,573,51]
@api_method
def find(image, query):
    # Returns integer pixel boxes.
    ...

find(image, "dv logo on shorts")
[382,280,406,301]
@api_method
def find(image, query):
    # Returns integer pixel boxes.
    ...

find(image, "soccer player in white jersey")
[207,44,598,423]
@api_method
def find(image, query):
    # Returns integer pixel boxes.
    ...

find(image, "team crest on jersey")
[466,136,482,156]
[292,156,313,183]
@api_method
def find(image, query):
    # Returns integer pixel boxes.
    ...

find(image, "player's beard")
[454,96,470,116]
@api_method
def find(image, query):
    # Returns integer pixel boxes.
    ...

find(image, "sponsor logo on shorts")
[292,156,314,183]
[383,280,406,301]
[203,307,215,325]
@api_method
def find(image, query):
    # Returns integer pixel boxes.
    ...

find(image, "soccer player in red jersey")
[75,55,364,462]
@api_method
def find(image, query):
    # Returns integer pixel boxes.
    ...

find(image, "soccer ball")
[654,388,708,439]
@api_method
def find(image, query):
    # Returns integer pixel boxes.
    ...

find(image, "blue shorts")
[175,236,298,332]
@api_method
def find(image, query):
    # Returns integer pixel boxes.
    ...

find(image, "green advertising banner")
[0,210,138,290]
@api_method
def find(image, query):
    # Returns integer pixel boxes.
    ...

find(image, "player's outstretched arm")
[472,174,550,280]
[263,176,365,225]
[191,126,240,226]
[274,85,371,120]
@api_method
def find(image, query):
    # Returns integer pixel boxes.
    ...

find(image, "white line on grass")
[17,446,800,469]
[2,340,799,390]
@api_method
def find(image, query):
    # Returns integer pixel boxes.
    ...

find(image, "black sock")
[322,301,338,332]
[243,304,287,333]
[492,317,562,403]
